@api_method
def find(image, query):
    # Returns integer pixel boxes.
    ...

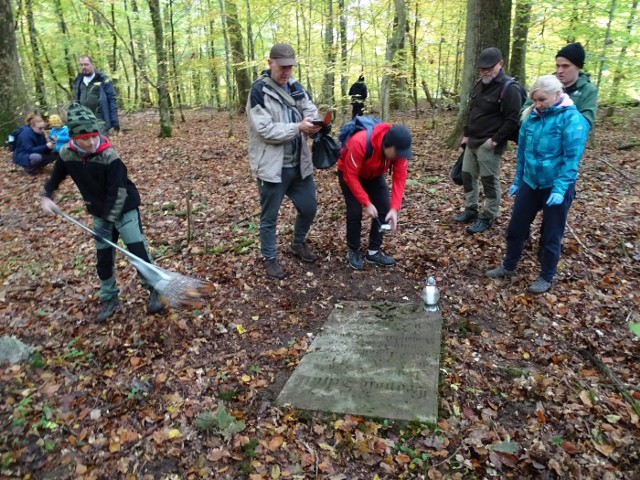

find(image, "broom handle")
[53,207,143,263]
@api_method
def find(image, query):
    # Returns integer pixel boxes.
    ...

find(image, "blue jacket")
[515,98,589,197]
[12,125,50,167]
[73,71,120,131]
[50,126,70,152]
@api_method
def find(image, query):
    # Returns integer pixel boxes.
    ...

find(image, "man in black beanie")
[555,42,598,128]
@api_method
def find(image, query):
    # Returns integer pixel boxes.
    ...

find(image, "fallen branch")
[596,156,638,183]
[566,223,600,264]
[578,348,640,417]
[616,141,640,151]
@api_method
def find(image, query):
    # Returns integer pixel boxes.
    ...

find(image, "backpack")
[5,127,22,152]
[499,77,527,143]
[338,115,382,161]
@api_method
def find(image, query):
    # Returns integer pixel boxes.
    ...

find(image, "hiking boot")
[265,257,285,279]
[147,289,164,314]
[467,219,492,234]
[97,297,119,323]
[485,265,516,278]
[347,250,364,270]
[528,277,551,294]
[290,242,318,263]
[454,209,478,223]
[365,250,396,267]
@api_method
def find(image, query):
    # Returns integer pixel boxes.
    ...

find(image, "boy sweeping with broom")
[41,103,164,323]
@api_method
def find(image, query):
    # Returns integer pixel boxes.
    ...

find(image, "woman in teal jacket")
[485,75,589,294]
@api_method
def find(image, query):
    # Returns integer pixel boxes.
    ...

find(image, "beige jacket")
[246,74,318,183]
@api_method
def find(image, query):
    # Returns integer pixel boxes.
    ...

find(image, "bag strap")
[261,76,304,121]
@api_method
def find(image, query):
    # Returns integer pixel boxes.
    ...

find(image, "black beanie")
[67,103,100,138]
[556,42,585,68]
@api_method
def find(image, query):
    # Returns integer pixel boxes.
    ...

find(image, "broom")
[52,207,212,308]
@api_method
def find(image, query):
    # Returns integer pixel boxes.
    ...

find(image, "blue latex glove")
[546,193,564,206]
[508,184,520,197]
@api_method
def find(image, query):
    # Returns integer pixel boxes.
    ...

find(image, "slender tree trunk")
[606,0,637,116]
[381,0,406,120]
[124,0,139,107]
[110,3,117,73]
[53,0,75,95]
[207,0,221,108]
[224,0,251,111]
[245,0,257,81]
[131,0,152,107]
[147,0,172,137]
[410,1,419,116]
[509,0,531,84]
[25,0,48,112]
[596,0,616,89]
[339,0,348,116]
[0,0,29,140]
[321,0,336,110]
[446,0,512,147]
[169,0,186,121]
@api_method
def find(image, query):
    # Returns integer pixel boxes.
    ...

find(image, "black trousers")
[338,171,389,252]
[351,102,364,119]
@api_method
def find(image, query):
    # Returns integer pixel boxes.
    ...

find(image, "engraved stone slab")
[276,301,441,422]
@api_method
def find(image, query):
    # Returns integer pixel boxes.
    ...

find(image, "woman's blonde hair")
[521,75,564,121]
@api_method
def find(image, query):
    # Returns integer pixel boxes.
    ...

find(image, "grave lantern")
[422,276,440,312]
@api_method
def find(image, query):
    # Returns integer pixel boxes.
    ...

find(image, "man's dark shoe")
[265,257,285,279]
[290,242,318,263]
[147,289,164,314]
[97,297,119,323]
[347,250,364,270]
[454,209,478,223]
[528,277,551,294]
[485,265,516,278]
[365,250,396,267]
[467,219,492,234]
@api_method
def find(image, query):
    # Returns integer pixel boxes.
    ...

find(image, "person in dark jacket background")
[348,75,368,119]
[455,47,524,235]
[12,114,57,175]
[73,55,120,136]
[41,103,162,323]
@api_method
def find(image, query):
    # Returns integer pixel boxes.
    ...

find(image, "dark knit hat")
[476,47,503,68]
[384,125,413,159]
[67,103,99,138]
[556,42,585,68]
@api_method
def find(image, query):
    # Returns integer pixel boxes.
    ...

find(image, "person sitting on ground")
[48,114,70,153]
[41,103,164,323]
[12,114,58,175]
[485,75,589,294]
[338,123,412,270]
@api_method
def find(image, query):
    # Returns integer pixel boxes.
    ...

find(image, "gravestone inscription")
[276,301,441,422]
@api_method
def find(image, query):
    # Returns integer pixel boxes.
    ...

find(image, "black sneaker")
[97,297,119,323]
[290,242,318,263]
[347,250,364,270]
[467,219,492,234]
[365,251,396,267]
[454,209,478,223]
[265,257,285,279]
[147,289,164,314]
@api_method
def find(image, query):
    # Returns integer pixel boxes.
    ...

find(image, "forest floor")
[0,107,639,480]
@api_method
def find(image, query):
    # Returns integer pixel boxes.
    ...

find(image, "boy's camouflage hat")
[67,103,99,137]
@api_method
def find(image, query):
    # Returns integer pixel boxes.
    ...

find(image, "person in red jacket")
[337,123,412,270]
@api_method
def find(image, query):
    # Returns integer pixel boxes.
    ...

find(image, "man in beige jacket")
[246,43,322,279]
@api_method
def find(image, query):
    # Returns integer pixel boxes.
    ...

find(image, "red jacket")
[337,123,408,211]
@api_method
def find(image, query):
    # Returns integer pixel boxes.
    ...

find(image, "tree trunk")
[338,0,348,116]
[606,0,637,116]
[147,0,172,137]
[245,0,257,81]
[169,0,186,121]
[0,0,29,140]
[446,0,512,148]
[110,3,117,73]
[206,0,222,108]
[321,0,336,110]
[509,0,531,84]
[25,0,48,113]
[123,0,139,107]
[131,0,152,107]
[53,0,75,96]
[224,0,251,111]
[596,0,616,89]
[380,0,406,120]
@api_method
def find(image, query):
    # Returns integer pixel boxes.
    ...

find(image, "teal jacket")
[515,97,589,197]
